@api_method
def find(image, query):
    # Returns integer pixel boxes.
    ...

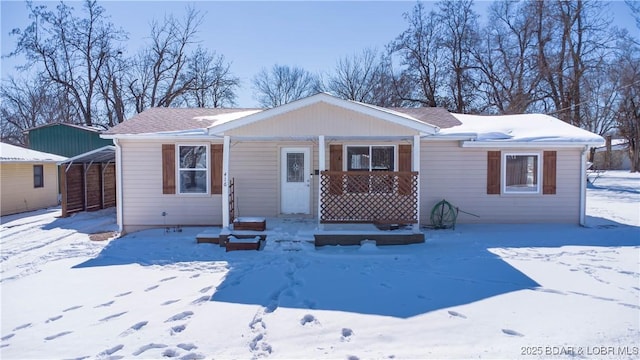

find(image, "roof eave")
[460,140,604,148]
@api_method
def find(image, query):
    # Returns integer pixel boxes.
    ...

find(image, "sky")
[1,1,637,108]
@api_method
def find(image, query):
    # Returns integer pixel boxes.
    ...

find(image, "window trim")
[501,152,541,195]
[33,164,44,188]
[344,144,397,172]
[176,144,210,195]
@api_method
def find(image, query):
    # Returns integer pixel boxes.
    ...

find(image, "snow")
[439,113,605,145]
[1,171,639,359]
[0,142,67,163]
[197,110,263,127]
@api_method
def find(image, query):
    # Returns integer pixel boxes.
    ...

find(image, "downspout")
[114,138,124,233]
[579,145,588,226]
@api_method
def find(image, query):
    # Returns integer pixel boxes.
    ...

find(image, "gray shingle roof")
[104,107,261,135]
[390,107,461,129]
[104,105,460,135]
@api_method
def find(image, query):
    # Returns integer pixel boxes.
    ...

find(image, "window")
[178,145,208,194]
[346,146,395,193]
[503,153,540,194]
[33,165,44,188]
[347,146,395,171]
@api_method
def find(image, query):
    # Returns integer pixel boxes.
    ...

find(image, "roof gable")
[208,93,440,136]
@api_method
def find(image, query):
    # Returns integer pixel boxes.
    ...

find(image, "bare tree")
[181,46,240,108]
[474,0,542,114]
[390,2,446,107]
[535,0,614,127]
[325,48,381,103]
[613,43,640,172]
[128,7,202,112]
[9,0,126,126]
[0,76,78,145]
[252,64,319,107]
[438,0,480,113]
[98,52,129,126]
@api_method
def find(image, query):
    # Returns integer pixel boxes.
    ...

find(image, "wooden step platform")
[223,234,267,252]
[233,217,266,231]
[196,229,221,244]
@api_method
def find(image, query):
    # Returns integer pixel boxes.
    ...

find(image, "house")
[24,123,117,217]
[102,93,604,240]
[0,142,67,216]
[593,137,630,170]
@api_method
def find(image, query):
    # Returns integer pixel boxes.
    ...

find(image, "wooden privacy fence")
[60,163,116,217]
[319,171,419,223]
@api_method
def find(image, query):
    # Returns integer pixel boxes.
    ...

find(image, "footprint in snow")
[95,300,115,308]
[447,311,467,319]
[46,315,63,323]
[502,329,524,337]
[171,324,186,335]
[115,291,132,297]
[180,353,205,360]
[160,276,177,282]
[347,356,360,360]
[63,305,83,312]
[161,299,181,306]
[165,311,193,322]
[189,274,200,279]
[145,285,159,292]
[177,343,197,351]
[162,348,179,358]
[100,312,128,322]
[1,333,15,341]
[120,321,148,337]
[13,323,32,331]
[341,328,354,341]
[191,295,210,305]
[300,314,319,326]
[132,343,167,356]
[199,285,213,293]
[98,344,124,356]
[45,331,73,341]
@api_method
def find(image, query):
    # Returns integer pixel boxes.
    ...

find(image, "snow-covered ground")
[1,171,638,359]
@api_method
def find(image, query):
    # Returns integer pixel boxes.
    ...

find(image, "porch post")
[318,135,325,230]
[413,134,421,231]
[222,135,231,228]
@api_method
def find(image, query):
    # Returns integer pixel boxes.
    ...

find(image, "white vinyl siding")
[1,163,59,216]
[229,141,319,218]
[119,140,222,233]
[420,141,581,224]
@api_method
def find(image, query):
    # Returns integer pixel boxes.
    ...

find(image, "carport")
[58,146,116,217]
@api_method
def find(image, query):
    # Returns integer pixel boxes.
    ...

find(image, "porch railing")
[319,171,419,224]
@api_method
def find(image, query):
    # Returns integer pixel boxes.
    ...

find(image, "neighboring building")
[593,137,630,170]
[102,93,604,235]
[24,123,117,217]
[25,123,113,157]
[0,142,67,216]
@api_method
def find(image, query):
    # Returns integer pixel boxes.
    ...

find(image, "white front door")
[281,147,311,214]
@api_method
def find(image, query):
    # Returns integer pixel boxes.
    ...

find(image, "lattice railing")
[320,171,418,223]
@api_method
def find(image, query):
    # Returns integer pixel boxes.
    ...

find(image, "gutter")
[579,145,588,226]
[460,141,603,149]
[114,138,124,234]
